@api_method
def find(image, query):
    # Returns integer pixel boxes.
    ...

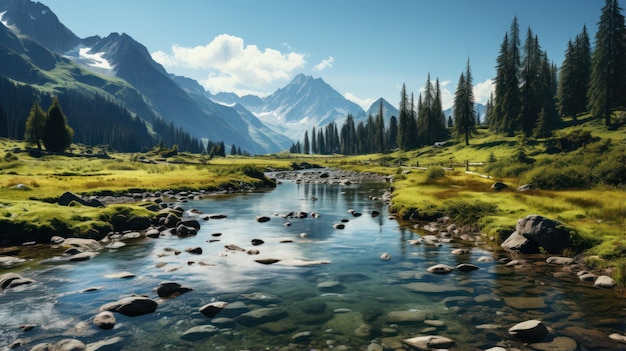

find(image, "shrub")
[444,200,498,226]
[425,166,446,182]
[522,164,592,190]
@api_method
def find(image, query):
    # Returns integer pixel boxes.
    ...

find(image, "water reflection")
[0,176,624,351]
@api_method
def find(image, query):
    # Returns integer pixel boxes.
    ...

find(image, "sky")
[43,0,605,110]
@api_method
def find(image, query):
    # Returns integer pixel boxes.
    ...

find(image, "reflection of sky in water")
[0,177,624,350]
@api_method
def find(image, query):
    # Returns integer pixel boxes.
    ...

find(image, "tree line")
[0,75,235,154]
[298,0,625,155]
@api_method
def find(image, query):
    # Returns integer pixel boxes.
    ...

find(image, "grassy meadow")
[0,116,624,285]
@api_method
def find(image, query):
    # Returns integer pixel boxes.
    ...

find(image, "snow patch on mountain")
[0,11,18,31]
[79,48,113,70]
[63,46,115,75]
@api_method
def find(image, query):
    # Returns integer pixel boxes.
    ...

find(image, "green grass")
[0,115,624,286]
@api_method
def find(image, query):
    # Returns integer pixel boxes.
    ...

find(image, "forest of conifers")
[297,0,626,156]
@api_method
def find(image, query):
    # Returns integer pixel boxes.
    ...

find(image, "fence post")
[465,160,469,171]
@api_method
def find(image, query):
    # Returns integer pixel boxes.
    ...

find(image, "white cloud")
[313,56,334,71]
[151,34,306,95]
[415,78,494,110]
[345,92,375,111]
[473,78,494,105]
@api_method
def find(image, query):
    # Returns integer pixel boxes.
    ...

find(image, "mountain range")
[0,0,405,154]
[0,0,484,154]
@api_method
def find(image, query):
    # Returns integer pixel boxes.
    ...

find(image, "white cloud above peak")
[314,56,334,71]
[151,34,306,95]
[345,92,375,111]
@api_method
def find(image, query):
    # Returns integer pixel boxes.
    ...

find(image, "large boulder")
[501,215,571,254]
[99,296,158,316]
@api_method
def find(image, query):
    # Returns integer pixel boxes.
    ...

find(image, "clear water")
[1,174,625,351]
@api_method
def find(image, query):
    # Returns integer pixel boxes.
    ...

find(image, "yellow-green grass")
[0,140,286,242]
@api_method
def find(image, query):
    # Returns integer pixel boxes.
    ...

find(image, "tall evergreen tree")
[311,126,317,154]
[558,39,577,118]
[559,25,591,123]
[397,83,410,151]
[492,17,522,136]
[24,100,46,151]
[408,93,418,148]
[589,0,626,127]
[317,128,326,155]
[42,97,73,152]
[433,78,446,140]
[387,116,398,151]
[518,28,543,136]
[375,99,385,152]
[303,130,310,154]
[339,114,357,155]
[453,59,477,145]
[417,74,446,145]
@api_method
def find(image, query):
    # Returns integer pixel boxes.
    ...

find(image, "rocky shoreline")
[1,168,624,351]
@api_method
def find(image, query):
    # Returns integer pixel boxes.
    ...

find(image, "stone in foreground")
[401,335,455,350]
[508,319,549,342]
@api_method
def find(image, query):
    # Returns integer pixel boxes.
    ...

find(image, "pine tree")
[386,116,398,151]
[519,28,543,136]
[230,144,237,156]
[24,100,46,151]
[340,114,356,155]
[558,39,577,118]
[417,74,446,145]
[559,25,592,123]
[42,97,73,152]
[493,17,522,136]
[588,0,626,127]
[303,130,310,154]
[317,128,326,155]
[311,126,317,154]
[396,83,410,150]
[453,59,477,145]
[433,78,446,141]
[375,99,385,153]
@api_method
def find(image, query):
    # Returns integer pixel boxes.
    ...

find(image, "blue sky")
[44,0,605,110]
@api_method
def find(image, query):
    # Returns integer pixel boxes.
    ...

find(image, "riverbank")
[1,138,624,289]
[1,169,624,351]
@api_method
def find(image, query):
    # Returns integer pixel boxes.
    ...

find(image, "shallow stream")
[0,171,624,350]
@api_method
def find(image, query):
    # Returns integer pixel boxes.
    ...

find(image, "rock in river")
[236,307,288,326]
[426,264,454,274]
[93,311,116,330]
[156,281,193,298]
[593,275,617,289]
[180,325,219,341]
[199,301,228,318]
[508,319,549,342]
[401,335,455,350]
[100,296,158,316]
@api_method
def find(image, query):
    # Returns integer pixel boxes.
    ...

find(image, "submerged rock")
[180,325,219,341]
[235,307,288,326]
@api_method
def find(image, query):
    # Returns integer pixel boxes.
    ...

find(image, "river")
[0,171,625,351]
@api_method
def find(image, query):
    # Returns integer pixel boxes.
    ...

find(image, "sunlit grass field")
[0,114,624,284]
